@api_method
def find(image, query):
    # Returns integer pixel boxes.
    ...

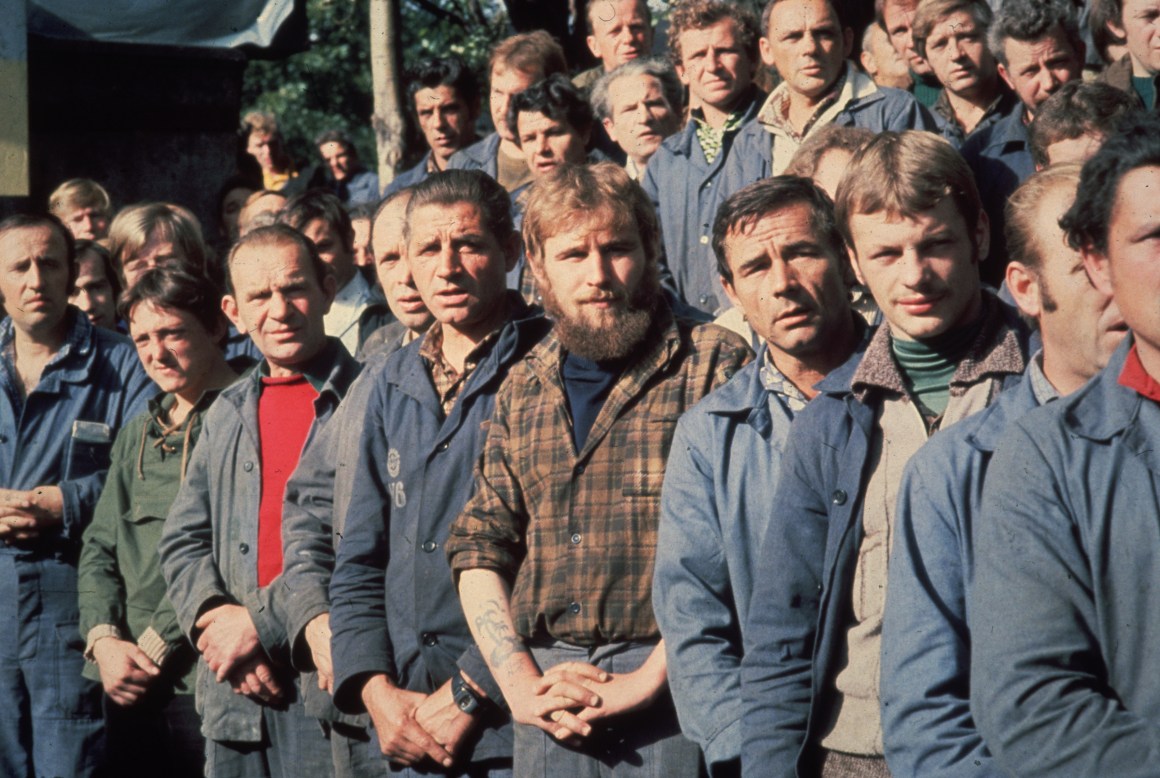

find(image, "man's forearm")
[457,569,538,691]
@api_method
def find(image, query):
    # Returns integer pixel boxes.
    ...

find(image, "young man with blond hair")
[741,131,1026,778]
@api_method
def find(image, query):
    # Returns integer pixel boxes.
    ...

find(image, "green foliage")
[242,0,509,173]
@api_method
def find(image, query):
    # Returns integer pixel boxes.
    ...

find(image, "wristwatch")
[452,671,483,715]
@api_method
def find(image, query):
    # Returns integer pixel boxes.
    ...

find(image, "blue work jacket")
[383,152,432,197]
[0,309,151,558]
[719,73,935,200]
[970,336,1160,777]
[641,91,763,316]
[880,369,1038,778]
[654,346,799,770]
[960,107,1035,288]
[159,339,361,742]
[740,305,1025,777]
[447,132,501,179]
[328,299,549,763]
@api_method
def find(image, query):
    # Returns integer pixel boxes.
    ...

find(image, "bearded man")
[446,162,751,776]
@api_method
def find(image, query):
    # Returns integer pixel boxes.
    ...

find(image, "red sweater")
[257,374,318,587]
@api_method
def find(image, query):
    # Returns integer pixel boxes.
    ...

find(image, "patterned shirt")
[759,67,848,144]
[447,306,752,645]
[693,106,748,164]
[419,319,506,417]
[759,348,810,413]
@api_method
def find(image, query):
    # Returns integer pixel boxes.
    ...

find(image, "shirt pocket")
[64,420,113,481]
[614,414,680,498]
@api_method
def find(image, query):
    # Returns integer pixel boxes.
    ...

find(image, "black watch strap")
[452,671,483,714]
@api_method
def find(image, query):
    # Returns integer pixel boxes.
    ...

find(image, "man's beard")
[541,262,661,362]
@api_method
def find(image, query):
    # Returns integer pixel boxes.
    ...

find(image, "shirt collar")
[851,292,1025,402]
[1027,349,1060,405]
[758,63,850,140]
[1117,342,1160,403]
[759,348,810,412]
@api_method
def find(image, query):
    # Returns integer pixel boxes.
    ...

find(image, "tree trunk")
[369,0,406,186]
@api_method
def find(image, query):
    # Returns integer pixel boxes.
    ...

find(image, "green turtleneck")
[891,314,985,416]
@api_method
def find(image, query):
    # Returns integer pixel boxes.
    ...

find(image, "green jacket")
[78,390,220,693]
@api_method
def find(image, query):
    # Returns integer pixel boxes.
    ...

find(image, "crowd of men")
[2,0,1160,776]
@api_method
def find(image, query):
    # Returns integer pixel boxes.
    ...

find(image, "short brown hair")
[834,131,982,250]
[48,179,111,220]
[1005,163,1080,276]
[912,0,993,59]
[521,162,660,270]
[668,0,761,65]
[107,203,208,281]
[784,125,875,181]
[1027,81,1138,168]
[488,31,567,81]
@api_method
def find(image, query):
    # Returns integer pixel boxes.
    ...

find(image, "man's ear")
[1106,13,1127,42]
[321,272,338,315]
[974,209,991,263]
[847,245,867,287]
[997,62,1016,94]
[759,36,776,68]
[222,294,242,331]
[602,116,618,145]
[721,273,742,311]
[586,34,602,61]
[1082,244,1114,297]
[504,234,521,274]
[1005,260,1042,320]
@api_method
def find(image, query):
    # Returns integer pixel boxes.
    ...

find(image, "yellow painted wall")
[0,58,28,197]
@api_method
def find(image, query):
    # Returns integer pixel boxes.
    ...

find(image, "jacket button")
[699,235,709,245]
[575,463,585,475]
[437,442,449,452]
[238,543,249,554]
[421,540,437,553]
[724,368,735,380]
[569,602,581,614]
[832,489,847,506]
[421,632,438,646]
[570,533,582,545]
[243,461,254,472]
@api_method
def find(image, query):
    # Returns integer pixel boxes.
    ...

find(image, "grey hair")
[986,0,1081,69]
[590,57,684,122]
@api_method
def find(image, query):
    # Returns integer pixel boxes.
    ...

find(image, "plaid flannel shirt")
[447,304,752,646]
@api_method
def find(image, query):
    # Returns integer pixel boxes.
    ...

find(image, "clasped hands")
[195,603,284,703]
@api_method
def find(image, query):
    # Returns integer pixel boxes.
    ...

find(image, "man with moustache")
[160,225,361,776]
[0,214,151,778]
[741,131,1026,777]
[447,162,751,776]
[654,177,865,777]
[881,163,1127,777]
[970,110,1160,778]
